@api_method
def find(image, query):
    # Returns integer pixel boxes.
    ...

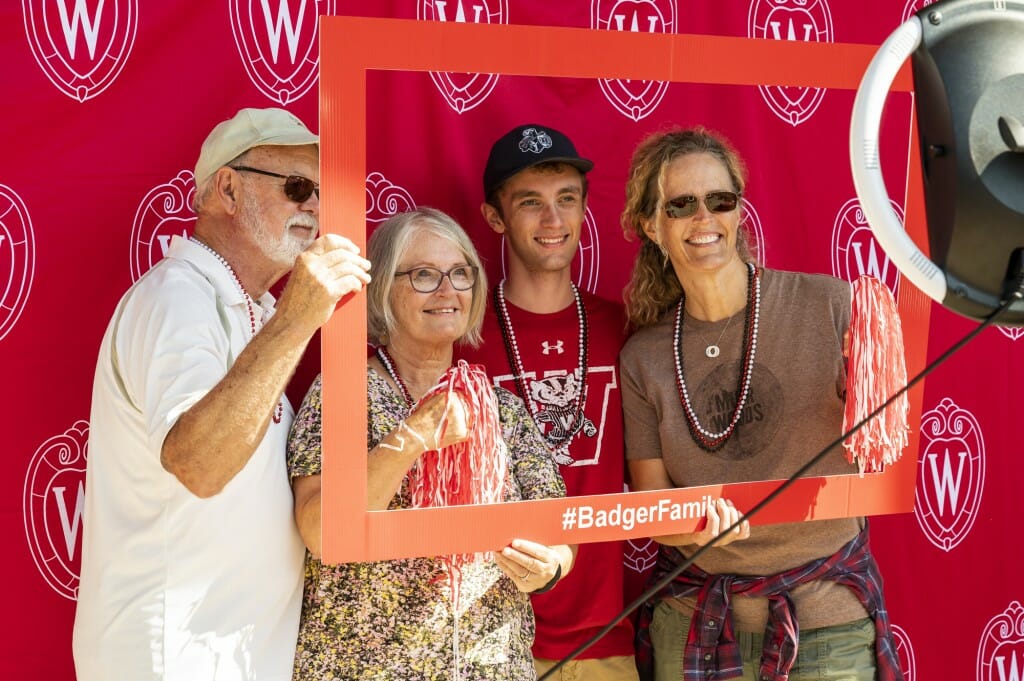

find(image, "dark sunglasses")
[663,190,740,219]
[230,165,320,203]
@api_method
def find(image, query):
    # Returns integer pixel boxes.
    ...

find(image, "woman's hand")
[494,538,574,593]
[689,497,750,548]
[404,392,471,451]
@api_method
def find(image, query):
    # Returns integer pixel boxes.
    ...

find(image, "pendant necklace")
[494,281,589,450]
[674,262,760,451]
[190,236,283,423]
[701,314,734,358]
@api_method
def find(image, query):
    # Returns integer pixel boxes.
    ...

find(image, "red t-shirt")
[457,287,636,660]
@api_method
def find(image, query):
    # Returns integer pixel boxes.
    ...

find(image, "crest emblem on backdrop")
[623,537,657,574]
[976,602,1024,681]
[747,0,834,126]
[890,624,916,681]
[500,206,601,293]
[591,0,676,121]
[230,0,334,105]
[0,184,35,343]
[831,198,904,298]
[130,171,196,282]
[915,397,985,553]
[417,0,508,114]
[22,421,89,600]
[740,197,767,266]
[21,0,138,102]
[366,172,417,224]
[901,0,935,22]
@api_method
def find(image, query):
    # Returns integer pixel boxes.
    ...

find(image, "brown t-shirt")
[621,268,868,631]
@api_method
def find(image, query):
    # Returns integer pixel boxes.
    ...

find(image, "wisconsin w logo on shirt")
[492,366,618,468]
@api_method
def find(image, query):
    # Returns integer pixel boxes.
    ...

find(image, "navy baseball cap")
[482,124,593,197]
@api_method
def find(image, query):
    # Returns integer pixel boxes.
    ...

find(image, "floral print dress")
[287,369,567,681]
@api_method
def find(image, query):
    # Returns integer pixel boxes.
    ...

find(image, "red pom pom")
[843,276,910,474]
[406,360,506,607]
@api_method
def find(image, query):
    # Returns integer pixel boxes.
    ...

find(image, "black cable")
[538,290,1022,680]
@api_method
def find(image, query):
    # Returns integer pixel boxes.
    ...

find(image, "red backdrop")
[3,1,1022,679]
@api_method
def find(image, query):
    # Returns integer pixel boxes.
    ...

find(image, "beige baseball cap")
[194,107,318,187]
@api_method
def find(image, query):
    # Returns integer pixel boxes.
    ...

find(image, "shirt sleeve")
[288,373,323,478]
[113,265,233,458]
[497,388,566,501]
[619,340,664,462]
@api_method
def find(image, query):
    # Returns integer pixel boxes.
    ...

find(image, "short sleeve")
[619,338,664,462]
[288,374,323,478]
[113,264,234,457]
[497,388,566,502]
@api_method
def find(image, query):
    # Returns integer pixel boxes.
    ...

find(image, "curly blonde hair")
[620,127,755,329]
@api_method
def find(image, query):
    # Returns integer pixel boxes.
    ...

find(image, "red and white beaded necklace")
[375,345,415,407]
[494,280,589,449]
[190,236,283,423]
[674,262,760,452]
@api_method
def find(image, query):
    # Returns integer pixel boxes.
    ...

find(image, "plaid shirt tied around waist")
[635,525,904,681]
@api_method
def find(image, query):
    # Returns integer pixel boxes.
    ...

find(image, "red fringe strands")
[843,275,910,474]
[405,360,507,610]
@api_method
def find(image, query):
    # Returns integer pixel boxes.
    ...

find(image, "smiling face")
[643,152,744,278]
[389,227,474,351]
[483,164,586,277]
[235,144,320,270]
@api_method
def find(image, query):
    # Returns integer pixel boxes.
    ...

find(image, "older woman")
[619,128,902,681]
[287,207,574,680]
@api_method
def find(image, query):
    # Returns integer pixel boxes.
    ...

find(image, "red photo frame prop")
[319,16,926,563]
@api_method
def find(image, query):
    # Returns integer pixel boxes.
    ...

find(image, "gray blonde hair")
[367,207,488,347]
[620,126,755,330]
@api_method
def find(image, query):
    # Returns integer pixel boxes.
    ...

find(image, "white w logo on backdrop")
[978,602,1024,681]
[0,184,35,343]
[831,198,904,298]
[56,0,103,59]
[417,0,508,113]
[130,171,196,282]
[23,421,89,600]
[230,0,334,104]
[747,0,834,126]
[915,397,985,553]
[22,0,138,102]
[261,0,306,63]
[591,0,676,121]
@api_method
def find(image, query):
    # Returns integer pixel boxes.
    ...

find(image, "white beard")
[242,192,318,268]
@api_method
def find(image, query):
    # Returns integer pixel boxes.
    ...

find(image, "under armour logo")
[519,128,553,154]
[541,340,564,355]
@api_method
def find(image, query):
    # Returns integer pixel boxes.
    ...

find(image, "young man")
[73,108,371,681]
[458,124,638,680]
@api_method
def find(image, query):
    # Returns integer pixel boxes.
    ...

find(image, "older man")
[73,107,371,681]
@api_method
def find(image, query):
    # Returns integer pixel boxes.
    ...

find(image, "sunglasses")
[394,266,477,293]
[663,190,740,219]
[230,165,320,203]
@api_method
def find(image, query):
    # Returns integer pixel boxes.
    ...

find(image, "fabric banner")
[2,2,1020,679]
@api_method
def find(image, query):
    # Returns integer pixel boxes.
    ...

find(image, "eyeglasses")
[394,266,477,293]
[230,165,320,202]
[663,191,740,219]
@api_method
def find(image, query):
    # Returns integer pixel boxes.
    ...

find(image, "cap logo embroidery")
[519,128,553,154]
